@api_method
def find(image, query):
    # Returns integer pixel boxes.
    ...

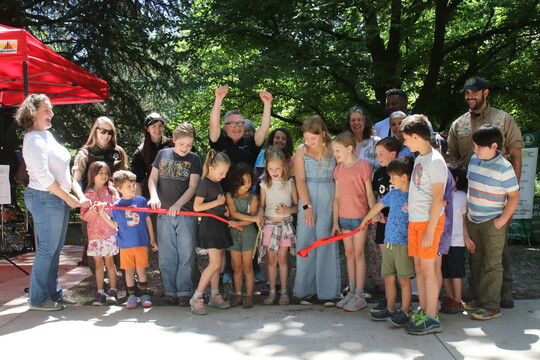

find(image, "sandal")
[263,291,276,305]
[230,294,243,307]
[279,291,289,305]
[243,296,254,308]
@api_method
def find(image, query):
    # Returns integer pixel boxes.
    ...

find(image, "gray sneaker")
[344,294,367,312]
[336,292,354,309]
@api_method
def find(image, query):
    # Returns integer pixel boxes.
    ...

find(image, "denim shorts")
[338,217,363,231]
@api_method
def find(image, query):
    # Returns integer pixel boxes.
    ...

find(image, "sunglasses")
[97,127,114,136]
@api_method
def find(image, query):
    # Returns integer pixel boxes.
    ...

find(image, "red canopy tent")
[0,24,109,107]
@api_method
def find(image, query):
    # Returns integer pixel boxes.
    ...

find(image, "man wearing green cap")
[447,76,524,309]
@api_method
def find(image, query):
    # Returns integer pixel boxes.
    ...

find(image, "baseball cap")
[462,77,489,92]
[144,112,167,127]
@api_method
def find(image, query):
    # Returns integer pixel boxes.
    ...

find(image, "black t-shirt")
[195,177,226,216]
[209,133,261,168]
[151,148,202,211]
[372,167,392,217]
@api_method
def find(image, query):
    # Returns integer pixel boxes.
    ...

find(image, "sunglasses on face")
[97,127,114,136]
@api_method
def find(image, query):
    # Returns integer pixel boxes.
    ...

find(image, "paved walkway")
[1,246,539,359]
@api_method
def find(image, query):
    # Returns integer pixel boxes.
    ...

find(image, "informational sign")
[514,132,538,219]
[0,165,11,204]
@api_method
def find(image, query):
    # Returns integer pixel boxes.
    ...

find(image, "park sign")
[509,131,539,243]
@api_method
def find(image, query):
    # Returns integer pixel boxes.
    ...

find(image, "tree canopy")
[1,0,539,153]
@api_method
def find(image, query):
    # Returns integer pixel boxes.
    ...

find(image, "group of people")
[15,76,523,337]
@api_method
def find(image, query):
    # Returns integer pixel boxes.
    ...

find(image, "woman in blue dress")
[293,115,340,305]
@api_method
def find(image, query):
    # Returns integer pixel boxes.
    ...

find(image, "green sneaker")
[464,300,481,312]
[407,315,442,335]
[411,308,426,325]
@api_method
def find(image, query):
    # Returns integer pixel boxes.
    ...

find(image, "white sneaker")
[344,294,367,312]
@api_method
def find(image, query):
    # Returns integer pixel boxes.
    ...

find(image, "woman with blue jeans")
[16,94,81,311]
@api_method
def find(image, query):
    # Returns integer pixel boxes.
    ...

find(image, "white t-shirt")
[451,190,467,247]
[409,149,448,222]
[260,178,294,219]
[23,131,72,192]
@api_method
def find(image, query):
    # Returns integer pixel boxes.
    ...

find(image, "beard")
[468,93,486,112]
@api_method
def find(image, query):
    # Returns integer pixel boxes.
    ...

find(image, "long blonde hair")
[263,146,289,188]
[301,115,332,171]
[202,149,231,179]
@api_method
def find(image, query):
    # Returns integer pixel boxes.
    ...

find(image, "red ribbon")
[103,205,243,231]
[296,220,373,258]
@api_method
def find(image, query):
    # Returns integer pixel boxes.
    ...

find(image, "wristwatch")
[303,204,312,210]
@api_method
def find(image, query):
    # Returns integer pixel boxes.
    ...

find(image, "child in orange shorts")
[98,170,158,309]
[400,115,447,335]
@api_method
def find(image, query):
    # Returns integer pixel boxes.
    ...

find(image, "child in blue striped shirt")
[465,125,519,321]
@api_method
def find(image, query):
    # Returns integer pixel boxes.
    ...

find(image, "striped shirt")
[467,152,519,223]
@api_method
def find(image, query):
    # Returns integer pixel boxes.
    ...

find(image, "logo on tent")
[0,40,18,53]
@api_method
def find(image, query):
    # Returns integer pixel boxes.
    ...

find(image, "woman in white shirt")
[15,94,81,311]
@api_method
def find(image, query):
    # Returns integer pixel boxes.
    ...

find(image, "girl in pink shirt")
[80,161,119,305]
[332,132,376,312]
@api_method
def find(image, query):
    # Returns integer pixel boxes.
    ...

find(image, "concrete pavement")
[1,246,539,359]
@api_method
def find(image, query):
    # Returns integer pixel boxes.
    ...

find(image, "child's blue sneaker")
[370,307,396,321]
[141,294,152,308]
[126,294,138,309]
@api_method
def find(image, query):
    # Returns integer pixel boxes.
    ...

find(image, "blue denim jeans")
[157,214,197,297]
[24,188,70,307]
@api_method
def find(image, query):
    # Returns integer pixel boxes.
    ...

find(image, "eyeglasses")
[97,127,114,136]
[224,121,245,128]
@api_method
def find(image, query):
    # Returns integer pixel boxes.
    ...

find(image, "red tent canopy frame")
[0,24,109,107]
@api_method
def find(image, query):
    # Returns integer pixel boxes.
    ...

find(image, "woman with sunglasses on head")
[72,116,128,266]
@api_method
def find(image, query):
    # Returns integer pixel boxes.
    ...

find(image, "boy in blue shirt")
[99,170,158,309]
[359,156,414,327]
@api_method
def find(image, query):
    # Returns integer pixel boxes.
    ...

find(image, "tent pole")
[105,101,110,116]
[23,61,29,97]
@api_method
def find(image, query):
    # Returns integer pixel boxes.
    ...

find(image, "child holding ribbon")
[332,132,376,312]
[81,161,120,306]
[190,150,232,315]
[225,163,260,308]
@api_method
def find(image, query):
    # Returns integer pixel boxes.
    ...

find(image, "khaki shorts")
[381,243,415,279]
[120,246,148,270]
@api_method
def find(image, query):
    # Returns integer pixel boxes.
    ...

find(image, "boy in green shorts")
[360,156,415,327]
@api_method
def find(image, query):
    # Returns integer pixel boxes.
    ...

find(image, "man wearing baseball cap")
[446,76,524,309]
